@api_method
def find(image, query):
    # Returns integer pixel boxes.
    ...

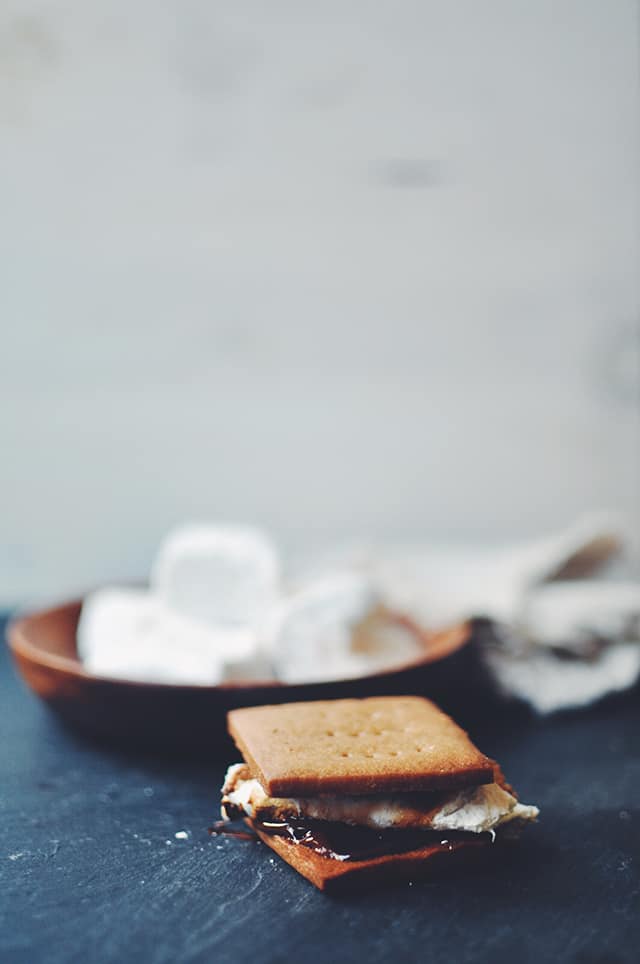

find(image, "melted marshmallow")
[221,765,539,833]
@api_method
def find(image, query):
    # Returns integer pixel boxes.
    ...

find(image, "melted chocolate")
[213,813,491,862]
[255,819,486,862]
[208,820,256,842]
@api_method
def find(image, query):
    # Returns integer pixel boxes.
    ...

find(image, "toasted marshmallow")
[430,782,538,834]
[221,764,539,834]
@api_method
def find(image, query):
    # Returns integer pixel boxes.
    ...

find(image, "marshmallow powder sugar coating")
[266,571,425,684]
[218,696,539,892]
[77,588,226,684]
[151,525,281,630]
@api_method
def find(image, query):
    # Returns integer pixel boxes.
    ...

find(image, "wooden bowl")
[7,597,480,755]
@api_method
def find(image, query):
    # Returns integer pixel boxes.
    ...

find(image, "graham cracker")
[253,824,488,893]
[227,696,494,797]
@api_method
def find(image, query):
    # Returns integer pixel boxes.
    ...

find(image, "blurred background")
[1,0,638,606]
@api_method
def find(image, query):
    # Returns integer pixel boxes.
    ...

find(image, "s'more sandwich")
[219,696,538,892]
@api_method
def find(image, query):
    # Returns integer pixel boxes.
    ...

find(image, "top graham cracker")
[227,696,494,797]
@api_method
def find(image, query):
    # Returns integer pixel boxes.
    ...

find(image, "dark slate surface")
[2,612,639,964]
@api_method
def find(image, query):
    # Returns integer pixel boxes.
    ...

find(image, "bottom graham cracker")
[253,826,489,894]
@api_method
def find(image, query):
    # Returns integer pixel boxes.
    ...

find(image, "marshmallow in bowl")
[151,525,280,636]
[77,587,225,685]
[78,525,283,685]
[268,571,422,683]
[266,571,378,683]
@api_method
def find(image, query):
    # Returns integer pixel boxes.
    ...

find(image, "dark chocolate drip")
[208,820,256,842]
[255,819,486,862]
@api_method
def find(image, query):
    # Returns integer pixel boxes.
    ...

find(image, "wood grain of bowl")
[6,597,484,755]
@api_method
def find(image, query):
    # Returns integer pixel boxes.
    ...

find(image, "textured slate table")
[2,612,639,964]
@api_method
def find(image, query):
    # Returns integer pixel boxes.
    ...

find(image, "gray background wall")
[1,0,639,605]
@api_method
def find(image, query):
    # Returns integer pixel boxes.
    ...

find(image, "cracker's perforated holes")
[340,751,350,758]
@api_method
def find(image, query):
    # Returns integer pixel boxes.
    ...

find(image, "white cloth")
[308,513,639,712]
[369,512,623,628]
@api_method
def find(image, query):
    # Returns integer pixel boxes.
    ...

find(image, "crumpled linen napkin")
[362,513,639,713]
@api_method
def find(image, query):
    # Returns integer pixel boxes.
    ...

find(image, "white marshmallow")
[77,587,224,685]
[268,571,382,683]
[151,525,280,636]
